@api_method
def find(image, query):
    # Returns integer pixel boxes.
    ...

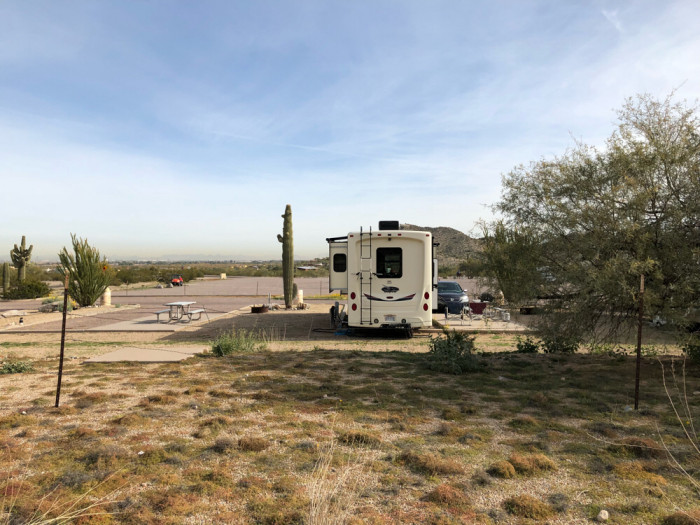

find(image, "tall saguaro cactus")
[276,204,294,308]
[2,262,10,296]
[10,235,33,282]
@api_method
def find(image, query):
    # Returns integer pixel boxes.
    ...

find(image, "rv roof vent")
[378,221,400,231]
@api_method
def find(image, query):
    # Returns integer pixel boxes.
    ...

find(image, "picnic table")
[156,301,206,323]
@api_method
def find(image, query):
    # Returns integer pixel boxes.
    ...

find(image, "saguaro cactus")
[2,262,10,296]
[276,204,294,308]
[10,235,33,282]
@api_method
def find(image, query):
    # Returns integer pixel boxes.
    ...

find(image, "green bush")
[0,361,33,374]
[211,330,267,356]
[3,280,50,299]
[516,336,540,353]
[541,336,579,354]
[426,330,480,374]
[682,337,700,363]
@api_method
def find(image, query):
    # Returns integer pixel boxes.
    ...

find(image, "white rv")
[327,221,438,333]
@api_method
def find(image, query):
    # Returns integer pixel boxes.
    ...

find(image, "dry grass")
[1,343,699,524]
[307,438,369,525]
[503,494,556,519]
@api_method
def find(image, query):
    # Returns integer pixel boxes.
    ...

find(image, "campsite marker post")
[55,274,69,408]
[634,274,644,411]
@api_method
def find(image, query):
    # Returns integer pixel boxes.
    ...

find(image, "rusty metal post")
[55,274,69,407]
[634,274,645,411]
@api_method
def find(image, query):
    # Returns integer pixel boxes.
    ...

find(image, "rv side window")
[376,248,402,278]
[333,253,347,273]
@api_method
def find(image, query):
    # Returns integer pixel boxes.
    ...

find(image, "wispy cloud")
[1,1,699,260]
[602,9,624,33]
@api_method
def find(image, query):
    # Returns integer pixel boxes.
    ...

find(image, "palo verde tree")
[276,204,294,308]
[10,235,33,282]
[58,234,114,307]
[486,93,700,343]
[480,221,544,306]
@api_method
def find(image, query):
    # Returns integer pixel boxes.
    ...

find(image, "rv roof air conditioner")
[378,221,400,231]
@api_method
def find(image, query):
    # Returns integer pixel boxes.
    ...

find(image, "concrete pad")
[87,310,229,332]
[84,345,205,363]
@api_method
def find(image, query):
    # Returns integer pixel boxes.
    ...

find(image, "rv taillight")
[350,292,356,300]
[424,292,430,300]
[423,303,429,311]
[352,303,357,311]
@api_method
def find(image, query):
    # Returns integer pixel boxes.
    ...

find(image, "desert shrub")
[609,437,665,459]
[0,361,33,374]
[397,451,464,476]
[508,453,557,475]
[338,431,382,447]
[423,484,470,508]
[487,460,516,479]
[541,335,579,354]
[612,461,667,485]
[682,337,700,363]
[3,280,50,299]
[480,292,495,302]
[515,336,540,353]
[503,494,555,519]
[426,330,480,374]
[239,436,270,452]
[211,329,267,356]
[662,510,700,525]
[211,438,237,453]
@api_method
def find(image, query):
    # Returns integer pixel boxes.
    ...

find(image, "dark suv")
[436,281,469,314]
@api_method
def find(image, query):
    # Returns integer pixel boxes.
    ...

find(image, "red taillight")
[350,292,356,300]
[423,303,429,311]
[424,292,430,300]
[352,304,357,311]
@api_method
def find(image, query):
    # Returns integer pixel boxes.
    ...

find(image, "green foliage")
[3,279,50,299]
[426,330,480,374]
[515,336,540,353]
[211,329,267,356]
[10,235,33,282]
[58,234,114,307]
[487,93,700,343]
[682,337,700,363]
[0,360,34,374]
[277,204,295,308]
[480,221,543,306]
[541,336,579,354]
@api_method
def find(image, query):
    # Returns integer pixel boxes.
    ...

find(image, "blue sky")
[2,1,699,261]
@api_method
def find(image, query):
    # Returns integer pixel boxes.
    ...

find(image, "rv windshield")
[376,248,402,278]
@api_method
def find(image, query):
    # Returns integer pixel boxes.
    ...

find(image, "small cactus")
[277,205,294,308]
[10,235,33,282]
[2,262,10,296]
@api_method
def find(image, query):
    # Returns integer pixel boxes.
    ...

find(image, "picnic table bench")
[155,301,206,323]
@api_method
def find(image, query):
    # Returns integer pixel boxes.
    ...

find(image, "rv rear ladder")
[359,226,372,325]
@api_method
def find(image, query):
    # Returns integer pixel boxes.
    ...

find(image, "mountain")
[402,224,483,265]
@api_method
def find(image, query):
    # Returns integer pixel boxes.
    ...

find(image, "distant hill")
[402,224,483,266]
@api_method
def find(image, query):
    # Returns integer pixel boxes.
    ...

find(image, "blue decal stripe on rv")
[363,293,416,302]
